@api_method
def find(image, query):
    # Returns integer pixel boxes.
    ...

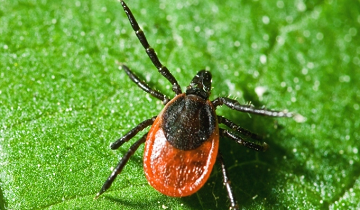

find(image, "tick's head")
[186,70,212,99]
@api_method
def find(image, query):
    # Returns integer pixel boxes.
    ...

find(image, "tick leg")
[217,152,239,210]
[217,116,263,140]
[220,128,268,152]
[95,133,147,199]
[122,65,170,104]
[212,97,293,118]
[120,0,182,95]
[111,116,156,150]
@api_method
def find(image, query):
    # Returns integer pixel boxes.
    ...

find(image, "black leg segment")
[212,97,293,117]
[111,116,156,150]
[122,65,170,104]
[95,133,147,199]
[220,128,268,152]
[120,0,182,95]
[217,116,263,140]
[217,152,239,210]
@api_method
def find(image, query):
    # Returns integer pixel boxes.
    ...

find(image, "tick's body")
[144,93,219,197]
[95,1,294,209]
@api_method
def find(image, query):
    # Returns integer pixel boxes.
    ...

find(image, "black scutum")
[162,94,216,150]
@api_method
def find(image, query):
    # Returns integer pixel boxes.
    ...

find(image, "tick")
[95,1,294,209]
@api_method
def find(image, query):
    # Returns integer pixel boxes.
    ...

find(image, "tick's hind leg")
[122,65,170,104]
[96,116,155,198]
[95,133,147,199]
[217,152,239,210]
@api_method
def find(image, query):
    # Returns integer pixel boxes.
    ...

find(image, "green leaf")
[1,0,359,209]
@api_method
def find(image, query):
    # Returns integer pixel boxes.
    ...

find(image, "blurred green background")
[1,0,359,209]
